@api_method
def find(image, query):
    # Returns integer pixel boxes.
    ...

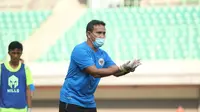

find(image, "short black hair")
[8,41,23,52]
[86,20,106,32]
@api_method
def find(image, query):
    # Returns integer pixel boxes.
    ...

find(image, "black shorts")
[59,101,97,112]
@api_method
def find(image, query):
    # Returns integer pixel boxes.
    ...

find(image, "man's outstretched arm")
[84,59,141,78]
[84,65,119,78]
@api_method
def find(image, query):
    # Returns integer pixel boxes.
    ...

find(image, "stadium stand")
[38,7,200,62]
[1,1,200,111]
[0,11,52,60]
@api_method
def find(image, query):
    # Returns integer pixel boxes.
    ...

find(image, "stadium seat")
[37,7,200,61]
[0,11,52,60]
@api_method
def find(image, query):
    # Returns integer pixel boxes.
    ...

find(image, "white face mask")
[92,38,105,48]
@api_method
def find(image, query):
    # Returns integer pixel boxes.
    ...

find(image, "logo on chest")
[7,75,20,93]
[98,58,105,67]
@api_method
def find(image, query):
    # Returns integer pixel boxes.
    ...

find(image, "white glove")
[27,108,31,112]
[129,59,141,72]
[119,59,141,72]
